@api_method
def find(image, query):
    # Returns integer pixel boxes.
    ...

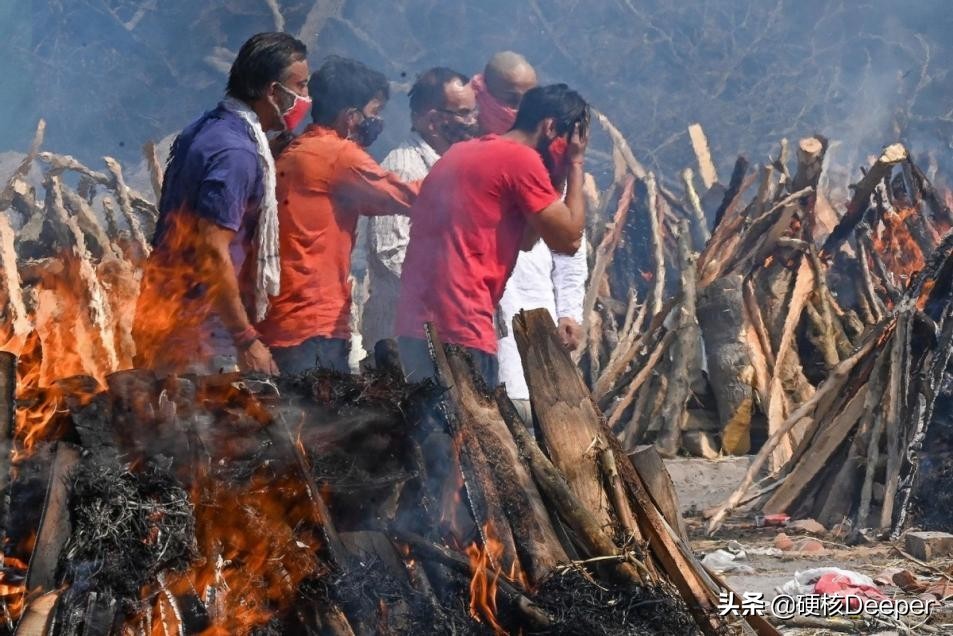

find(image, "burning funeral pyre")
[2,111,953,635]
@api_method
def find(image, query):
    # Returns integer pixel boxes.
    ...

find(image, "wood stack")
[579,117,953,537]
[0,320,776,635]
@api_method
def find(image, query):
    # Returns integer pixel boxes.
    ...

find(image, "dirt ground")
[666,456,953,635]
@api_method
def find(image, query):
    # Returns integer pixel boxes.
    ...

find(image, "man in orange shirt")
[258,56,418,373]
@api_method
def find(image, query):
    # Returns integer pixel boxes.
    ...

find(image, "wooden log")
[0,353,13,447]
[762,385,868,514]
[59,186,121,261]
[593,110,648,179]
[880,309,910,529]
[712,155,749,230]
[655,222,699,457]
[142,140,164,203]
[496,391,644,584]
[46,176,119,373]
[593,290,646,402]
[513,309,616,532]
[604,437,726,635]
[439,347,569,583]
[687,123,719,189]
[0,119,44,212]
[581,175,635,337]
[609,330,674,433]
[24,443,81,594]
[910,158,953,227]
[680,168,710,248]
[645,173,665,317]
[13,591,59,636]
[598,446,640,539]
[707,321,886,534]
[696,274,754,455]
[102,157,150,259]
[392,529,555,629]
[629,446,689,544]
[823,143,908,254]
[0,213,31,340]
[790,136,827,194]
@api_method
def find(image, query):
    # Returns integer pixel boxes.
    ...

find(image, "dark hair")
[512,84,589,136]
[408,67,470,116]
[226,32,307,102]
[310,55,390,125]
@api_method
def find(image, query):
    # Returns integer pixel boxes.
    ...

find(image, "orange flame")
[872,207,925,284]
[464,523,525,634]
[142,474,324,635]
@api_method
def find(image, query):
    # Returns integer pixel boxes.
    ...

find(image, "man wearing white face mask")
[133,32,310,376]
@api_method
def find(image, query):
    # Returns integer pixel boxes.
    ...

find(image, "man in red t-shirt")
[395,84,589,385]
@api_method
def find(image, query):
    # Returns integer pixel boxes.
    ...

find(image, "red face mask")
[544,135,570,187]
[276,84,312,131]
[471,74,517,135]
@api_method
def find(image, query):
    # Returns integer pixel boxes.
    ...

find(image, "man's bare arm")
[526,160,585,254]
[525,122,588,255]
[194,217,278,373]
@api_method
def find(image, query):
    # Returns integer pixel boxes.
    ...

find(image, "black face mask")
[439,119,480,145]
[355,115,384,147]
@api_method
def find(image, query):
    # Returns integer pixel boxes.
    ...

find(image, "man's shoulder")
[184,110,258,161]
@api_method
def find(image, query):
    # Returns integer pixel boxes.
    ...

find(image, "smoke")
[1,0,952,185]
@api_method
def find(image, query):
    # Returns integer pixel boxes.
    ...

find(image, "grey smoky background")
[1,0,952,189]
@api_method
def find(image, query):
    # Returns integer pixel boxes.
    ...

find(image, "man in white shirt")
[473,52,588,423]
[363,68,479,350]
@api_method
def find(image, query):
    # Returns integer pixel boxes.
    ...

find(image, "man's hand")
[567,120,589,164]
[557,317,583,351]
[240,339,280,375]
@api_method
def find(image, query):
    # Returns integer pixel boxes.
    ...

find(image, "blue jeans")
[272,336,349,374]
[396,337,498,388]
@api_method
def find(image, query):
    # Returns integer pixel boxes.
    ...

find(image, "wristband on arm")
[233,325,261,350]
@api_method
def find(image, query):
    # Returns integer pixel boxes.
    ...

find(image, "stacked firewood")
[581,118,953,538]
[0,321,778,635]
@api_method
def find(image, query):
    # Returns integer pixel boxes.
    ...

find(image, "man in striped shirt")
[362,68,478,351]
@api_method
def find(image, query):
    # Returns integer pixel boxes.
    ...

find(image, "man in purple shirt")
[133,32,310,375]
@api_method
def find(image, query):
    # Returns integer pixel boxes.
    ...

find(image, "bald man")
[471,51,537,135]
[472,53,589,426]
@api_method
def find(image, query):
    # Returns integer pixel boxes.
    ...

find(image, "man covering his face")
[396,83,590,388]
[471,53,589,426]
[362,67,478,352]
[256,56,419,374]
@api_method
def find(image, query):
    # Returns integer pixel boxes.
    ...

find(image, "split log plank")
[687,123,718,189]
[763,385,868,514]
[24,443,81,594]
[823,143,907,254]
[440,346,569,583]
[513,309,617,532]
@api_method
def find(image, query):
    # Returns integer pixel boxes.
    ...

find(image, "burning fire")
[146,475,324,635]
[873,207,926,284]
[466,524,506,635]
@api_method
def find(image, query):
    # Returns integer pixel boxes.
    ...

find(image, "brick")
[904,531,953,561]
[774,532,794,551]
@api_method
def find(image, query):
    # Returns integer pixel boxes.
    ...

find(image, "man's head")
[484,51,538,109]
[310,56,390,147]
[473,51,538,135]
[409,67,478,155]
[512,84,590,182]
[226,32,310,132]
